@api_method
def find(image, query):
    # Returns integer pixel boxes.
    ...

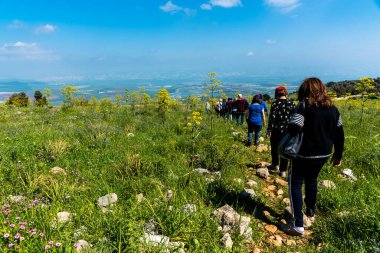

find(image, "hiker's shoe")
[305,208,316,222]
[245,141,252,147]
[267,165,279,171]
[280,171,287,178]
[280,223,304,236]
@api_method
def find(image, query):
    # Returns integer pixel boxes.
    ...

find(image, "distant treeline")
[326,77,380,97]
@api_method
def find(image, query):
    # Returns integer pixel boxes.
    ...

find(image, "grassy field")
[0,97,379,252]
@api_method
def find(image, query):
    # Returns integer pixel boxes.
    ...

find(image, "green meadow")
[0,91,379,252]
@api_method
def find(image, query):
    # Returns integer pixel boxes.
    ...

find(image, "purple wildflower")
[4,219,9,223]
[8,243,14,248]
[45,245,51,250]
[39,232,45,237]
[4,233,10,238]
[15,216,21,220]
[48,241,54,245]
[55,242,61,247]
[10,223,15,228]
[20,237,25,241]
[14,233,20,239]
[20,225,26,230]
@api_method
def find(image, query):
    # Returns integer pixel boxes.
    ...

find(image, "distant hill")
[326,77,380,97]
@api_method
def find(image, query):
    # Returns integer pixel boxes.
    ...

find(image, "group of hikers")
[212,78,345,236]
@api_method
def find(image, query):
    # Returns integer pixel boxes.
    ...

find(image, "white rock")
[319,180,337,189]
[142,233,170,246]
[256,168,269,178]
[239,216,251,237]
[245,180,258,188]
[74,240,90,252]
[221,233,233,249]
[97,193,118,207]
[259,137,265,142]
[193,168,210,174]
[240,189,256,199]
[212,171,222,178]
[50,166,66,175]
[213,205,240,226]
[341,168,357,181]
[182,204,197,215]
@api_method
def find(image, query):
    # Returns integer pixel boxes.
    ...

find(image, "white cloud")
[264,0,301,13]
[200,0,242,10]
[160,1,196,15]
[6,20,26,29]
[210,0,242,8]
[200,3,212,10]
[35,24,56,34]
[247,51,255,57]
[0,41,58,61]
[266,39,277,44]
[160,1,182,13]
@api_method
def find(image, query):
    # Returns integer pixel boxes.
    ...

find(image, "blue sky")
[1,0,380,82]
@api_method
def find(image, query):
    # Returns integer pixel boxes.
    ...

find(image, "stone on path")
[256,144,269,152]
[240,189,256,199]
[285,239,297,246]
[50,166,66,175]
[256,168,269,179]
[267,185,277,191]
[282,198,290,206]
[52,211,73,228]
[341,168,357,181]
[275,178,288,187]
[245,180,258,188]
[319,180,336,189]
[74,240,90,252]
[142,233,170,246]
[97,193,118,207]
[277,189,284,196]
[221,233,233,249]
[264,224,278,234]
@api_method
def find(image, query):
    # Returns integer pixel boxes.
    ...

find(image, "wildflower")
[55,242,61,247]
[26,230,31,234]
[10,223,15,228]
[45,245,51,250]
[39,232,45,237]
[8,243,14,248]
[20,237,25,241]
[187,122,192,127]
[32,228,37,232]
[4,219,9,223]
[74,243,78,248]
[15,216,21,220]
[32,231,36,235]
[20,225,26,230]
[4,233,10,238]
[14,233,20,239]
[48,241,54,245]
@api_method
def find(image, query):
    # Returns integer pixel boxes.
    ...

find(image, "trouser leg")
[289,159,304,227]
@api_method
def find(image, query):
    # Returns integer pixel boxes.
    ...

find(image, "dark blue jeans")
[247,123,262,145]
[289,158,327,227]
[235,112,245,125]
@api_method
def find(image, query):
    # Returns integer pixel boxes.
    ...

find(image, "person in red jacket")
[233,94,249,125]
[281,77,344,236]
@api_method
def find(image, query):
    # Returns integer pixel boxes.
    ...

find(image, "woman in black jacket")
[281,77,344,236]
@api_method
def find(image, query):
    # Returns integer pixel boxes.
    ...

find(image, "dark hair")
[251,95,261,104]
[298,77,332,108]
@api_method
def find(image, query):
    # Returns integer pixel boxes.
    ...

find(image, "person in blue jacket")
[246,95,266,146]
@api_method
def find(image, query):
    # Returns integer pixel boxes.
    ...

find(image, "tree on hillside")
[5,92,30,107]
[43,88,52,106]
[156,88,171,113]
[60,86,78,108]
[34,90,47,107]
[357,77,375,122]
